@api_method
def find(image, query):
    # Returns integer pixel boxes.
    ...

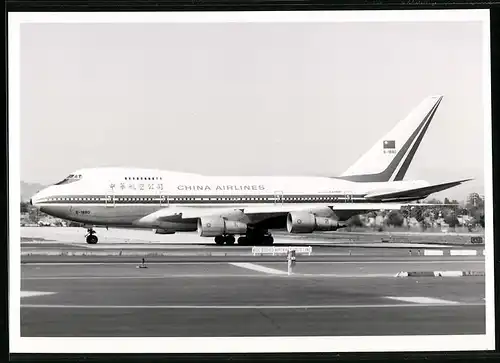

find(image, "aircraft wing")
[136,203,406,226]
[364,178,473,201]
[136,207,241,224]
[136,182,470,226]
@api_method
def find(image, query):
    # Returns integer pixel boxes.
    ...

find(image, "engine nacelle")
[197,217,247,237]
[286,212,340,233]
[154,228,175,235]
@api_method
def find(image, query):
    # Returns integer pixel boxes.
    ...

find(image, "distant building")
[467,192,484,207]
[457,215,472,225]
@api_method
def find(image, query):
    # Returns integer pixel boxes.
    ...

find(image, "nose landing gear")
[85,228,98,244]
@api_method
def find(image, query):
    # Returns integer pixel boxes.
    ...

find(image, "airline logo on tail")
[383,140,396,154]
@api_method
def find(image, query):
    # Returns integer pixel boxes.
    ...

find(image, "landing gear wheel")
[237,236,248,245]
[214,236,224,245]
[85,228,98,244]
[263,235,274,245]
[86,235,98,244]
[225,235,235,245]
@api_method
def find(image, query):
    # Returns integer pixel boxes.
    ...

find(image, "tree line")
[348,193,485,231]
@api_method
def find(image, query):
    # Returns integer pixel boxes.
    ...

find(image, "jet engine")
[154,228,175,235]
[286,212,340,233]
[197,217,247,237]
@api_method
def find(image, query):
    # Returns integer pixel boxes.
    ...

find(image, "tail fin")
[338,95,443,182]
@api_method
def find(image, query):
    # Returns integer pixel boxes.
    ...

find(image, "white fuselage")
[31,167,429,229]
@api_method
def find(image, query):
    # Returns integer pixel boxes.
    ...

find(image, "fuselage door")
[105,183,116,208]
[159,194,169,207]
[274,191,284,206]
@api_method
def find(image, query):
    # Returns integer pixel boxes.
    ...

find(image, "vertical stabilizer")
[338,95,443,182]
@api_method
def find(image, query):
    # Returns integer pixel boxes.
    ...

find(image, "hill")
[20,181,46,202]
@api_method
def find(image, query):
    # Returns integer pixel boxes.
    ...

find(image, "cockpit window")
[54,174,82,185]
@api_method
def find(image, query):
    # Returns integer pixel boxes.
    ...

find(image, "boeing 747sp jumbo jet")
[30,95,471,245]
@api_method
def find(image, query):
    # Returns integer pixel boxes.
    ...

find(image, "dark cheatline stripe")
[393,97,442,181]
[336,97,442,183]
[36,194,422,206]
[36,193,371,206]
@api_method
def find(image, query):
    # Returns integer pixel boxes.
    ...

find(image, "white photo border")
[8,9,495,354]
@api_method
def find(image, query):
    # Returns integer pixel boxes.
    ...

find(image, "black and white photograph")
[8,9,494,354]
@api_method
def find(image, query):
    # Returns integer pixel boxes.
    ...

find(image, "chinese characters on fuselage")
[111,183,264,192]
[112,183,164,191]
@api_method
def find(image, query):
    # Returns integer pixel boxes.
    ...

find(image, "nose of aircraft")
[30,190,44,208]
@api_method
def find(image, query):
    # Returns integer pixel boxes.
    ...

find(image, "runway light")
[287,250,296,275]
[137,257,148,269]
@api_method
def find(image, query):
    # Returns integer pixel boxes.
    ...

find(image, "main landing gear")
[238,232,274,246]
[85,228,98,244]
[214,235,236,245]
[213,230,274,246]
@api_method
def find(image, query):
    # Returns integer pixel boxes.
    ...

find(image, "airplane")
[30,95,471,245]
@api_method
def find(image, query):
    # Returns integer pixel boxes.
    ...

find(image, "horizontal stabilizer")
[364,178,473,201]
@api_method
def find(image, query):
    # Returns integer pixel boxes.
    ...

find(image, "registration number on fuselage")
[75,210,91,215]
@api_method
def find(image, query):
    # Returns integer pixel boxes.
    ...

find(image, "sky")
[19,20,488,201]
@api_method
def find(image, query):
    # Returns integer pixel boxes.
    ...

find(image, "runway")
[21,239,486,264]
[18,227,487,337]
[21,255,486,337]
[21,228,486,259]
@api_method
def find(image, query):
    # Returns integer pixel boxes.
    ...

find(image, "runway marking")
[423,250,444,256]
[262,260,484,265]
[450,250,478,256]
[20,302,484,309]
[299,273,397,278]
[22,274,288,280]
[22,242,91,248]
[385,296,460,305]
[22,262,238,266]
[21,273,402,280]
[229,263,288,275]
[20,259,484,266]
[21,291,56,298]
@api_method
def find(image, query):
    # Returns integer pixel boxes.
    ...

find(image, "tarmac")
[21,226,485,246]
[18,227,487,338]
[20,231,486,338]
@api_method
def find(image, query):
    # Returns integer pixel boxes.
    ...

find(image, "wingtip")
[447,177,474,186]
[428,95,444,105]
